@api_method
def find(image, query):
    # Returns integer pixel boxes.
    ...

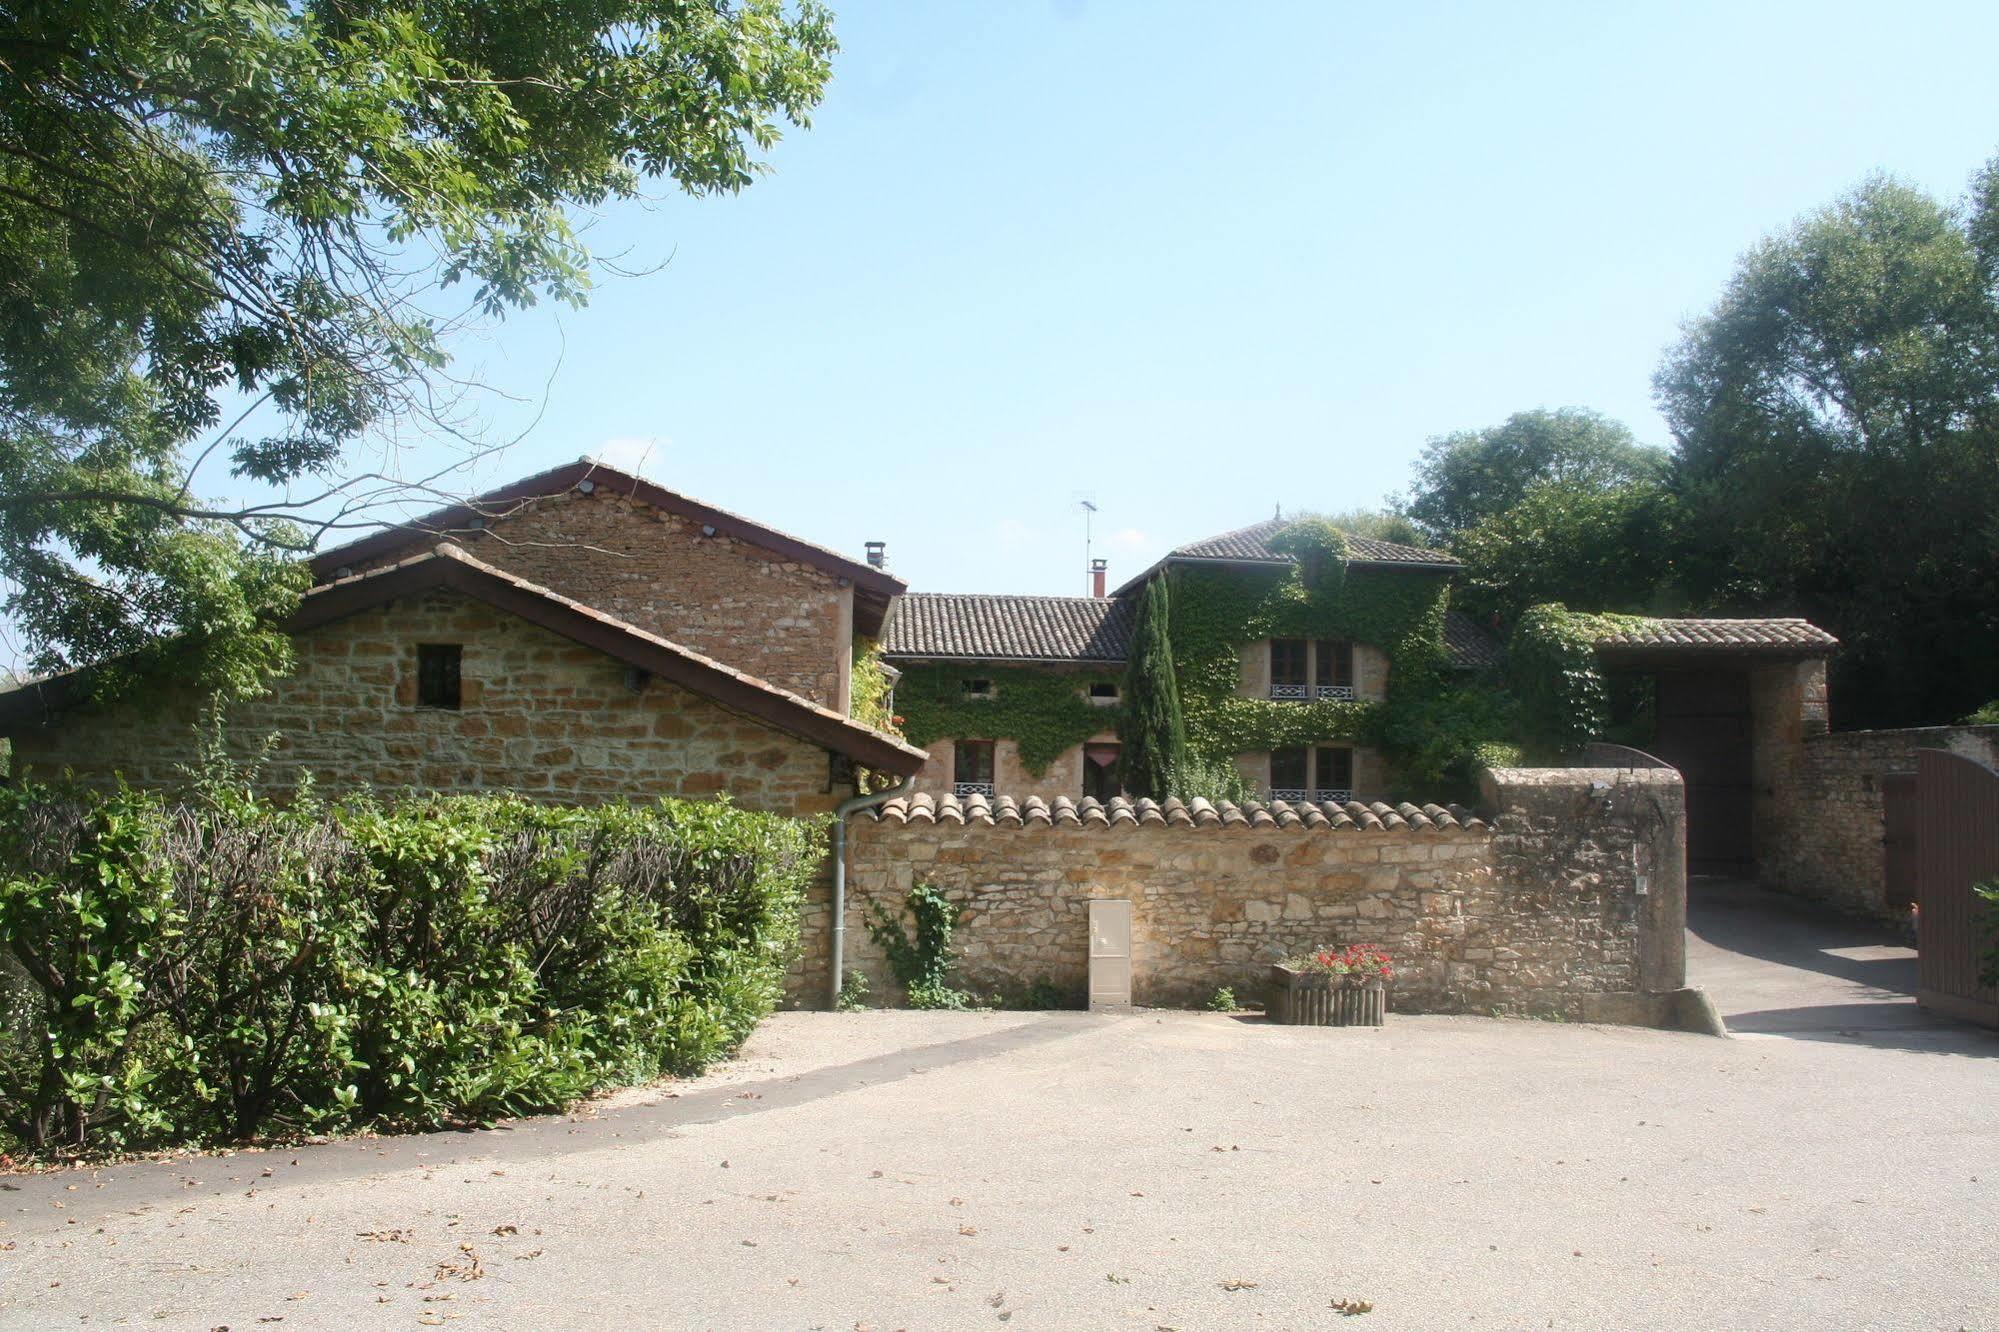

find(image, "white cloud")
[996,517,1042,551]
[1105,527,1149,552]
[591,435,670,477]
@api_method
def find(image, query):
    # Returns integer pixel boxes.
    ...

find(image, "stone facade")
[8,588,847,817]
[1232,745,1389,802]
[795,768,1687,1022]
[1759,723,1999,919]
[345,488,856,710]
[910,731,1123,803]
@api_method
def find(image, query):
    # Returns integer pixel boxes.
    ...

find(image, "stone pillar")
[1479,765,1689,999]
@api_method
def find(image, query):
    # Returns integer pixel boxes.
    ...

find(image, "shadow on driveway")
[1688,877,1999,1057]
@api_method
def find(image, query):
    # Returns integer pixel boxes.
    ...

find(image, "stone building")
[0,461,926,814]
[880,518,1505,805]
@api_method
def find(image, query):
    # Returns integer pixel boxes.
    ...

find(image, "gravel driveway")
[3,890,1995,1331]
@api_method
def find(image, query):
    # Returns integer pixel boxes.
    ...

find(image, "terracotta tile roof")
[0,544,929,776]
[307,457,905,635]
[1593,617,1839,655]
[1444,611,1506,671]
[1113,517,1459,595]
[883,594,1499,672]
[867,791,1487,833]
[880,594,1134,663]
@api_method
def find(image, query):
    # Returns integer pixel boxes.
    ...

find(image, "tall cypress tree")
[1118,574,1187,800]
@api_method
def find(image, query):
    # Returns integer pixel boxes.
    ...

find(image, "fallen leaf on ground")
[1331,1297,1374,1315]
[1220,1279,1258,1291]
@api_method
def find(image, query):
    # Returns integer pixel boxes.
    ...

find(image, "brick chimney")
[1090,558,1108,598]
[865,541,887,570]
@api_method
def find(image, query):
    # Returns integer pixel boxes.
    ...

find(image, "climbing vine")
[850,637,902,736]
[865,882,973,1009]
[893,664,1121,775]
[1507,605,1657,758]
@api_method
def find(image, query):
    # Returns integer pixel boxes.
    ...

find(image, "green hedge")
[0,782,817,1156]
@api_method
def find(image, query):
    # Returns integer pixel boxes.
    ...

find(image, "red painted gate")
[1915,749,1999,1028]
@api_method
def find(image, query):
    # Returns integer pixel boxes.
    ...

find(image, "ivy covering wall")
[849,637,901,736]
[1507,605,1658,757]
[1165,558,1519,795]
[884,535,1663,798]
[894,663,1122,775]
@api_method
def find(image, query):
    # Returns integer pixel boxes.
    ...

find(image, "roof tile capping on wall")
[802,766,1708,1031]
[867,792,1487,832]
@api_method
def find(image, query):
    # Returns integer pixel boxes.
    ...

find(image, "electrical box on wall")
[1088,899,1133,1011]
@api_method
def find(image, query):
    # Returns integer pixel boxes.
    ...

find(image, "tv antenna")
[1079,497,1098,596]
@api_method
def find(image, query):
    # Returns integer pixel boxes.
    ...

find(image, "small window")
[1270,746,1308,794]
[1314,746,1354,797]
[1315,640,1354,688]
[417,644,462,710]
[954,740,996,797]
[955,740,996,785]
[1270,639,1308,700]
[1083,743,1121,801]
[1087,681,1120,706]
[962,678,995,699]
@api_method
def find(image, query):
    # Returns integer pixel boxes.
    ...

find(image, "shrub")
[1976,879,1999,988]
[834,970,871,1012]
[1206,986,1237,1012]
[0,781,816,1157]
[1963,700,1999,725]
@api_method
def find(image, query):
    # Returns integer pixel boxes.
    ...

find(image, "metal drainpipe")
[829,775,916,1009]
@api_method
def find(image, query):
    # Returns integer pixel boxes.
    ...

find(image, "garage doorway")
[1650,669,1753,874]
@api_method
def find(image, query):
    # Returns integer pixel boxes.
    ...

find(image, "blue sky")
[367,0,1999,599]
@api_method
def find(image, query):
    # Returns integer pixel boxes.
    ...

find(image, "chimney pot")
[865,541,887,570]
[1090,558,1108,598]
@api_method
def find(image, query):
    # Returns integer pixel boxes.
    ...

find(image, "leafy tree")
[1400,408,1668,542]
[1118,575,1186,800]
[0,0,836,697]
[1451,480,1683,625]
[1658,159,1999,726]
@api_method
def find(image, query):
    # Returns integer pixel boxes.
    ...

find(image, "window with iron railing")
[953,740,996,799]
[1315,639,1355,701]
[1269,639,1308,701]
[1269,638,1357,701]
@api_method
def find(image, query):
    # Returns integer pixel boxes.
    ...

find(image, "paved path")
[2,908,1995,1331]
[1687,877,1954,1047]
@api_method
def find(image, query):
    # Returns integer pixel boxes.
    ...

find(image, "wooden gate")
[1915,749,1999,1028]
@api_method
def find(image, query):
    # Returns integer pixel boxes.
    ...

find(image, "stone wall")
[7,588,847,818]
[792,768,1687,1023]
[1759,724,1999,919]
[345,488,855,710]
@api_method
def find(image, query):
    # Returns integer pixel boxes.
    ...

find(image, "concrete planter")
[1266,964,1387,1027]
